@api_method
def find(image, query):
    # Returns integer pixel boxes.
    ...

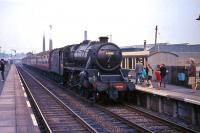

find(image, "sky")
[0,0,200,53]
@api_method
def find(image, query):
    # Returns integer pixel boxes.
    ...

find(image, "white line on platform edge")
[26,100,31,107]
[31,114,38,126]
[24,92,27,98]
[22,87,25,91]
[184,98,200,105]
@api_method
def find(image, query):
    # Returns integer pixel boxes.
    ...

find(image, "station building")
[121,47,149,69]
[121,43,200,85]
[121,43,200,70]
[147,51,179,69]
[149,43,200,67]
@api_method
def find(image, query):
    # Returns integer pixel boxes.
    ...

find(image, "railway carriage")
[36,51,51,71]
[49,48,64,81]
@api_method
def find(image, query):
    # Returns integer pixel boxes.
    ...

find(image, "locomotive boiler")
[63,37,122,71]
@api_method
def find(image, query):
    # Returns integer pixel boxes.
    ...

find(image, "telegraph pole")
[155,25,158,52]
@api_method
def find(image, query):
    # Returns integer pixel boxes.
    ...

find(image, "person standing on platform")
[160,64,167,88]
[0,59,5,81]
[187,58,196,92]
[141,66,147,85]
[155,65,161,90]
[135,59,143,84]
[147,64,154,88]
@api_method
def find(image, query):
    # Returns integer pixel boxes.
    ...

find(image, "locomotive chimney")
[99,36,108,43]
[144,40,147,51]
[43,33,45,52]
[49,25,53,51]
[84,30,87,40]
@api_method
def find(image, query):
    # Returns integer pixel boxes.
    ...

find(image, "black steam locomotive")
[22,37,135,101]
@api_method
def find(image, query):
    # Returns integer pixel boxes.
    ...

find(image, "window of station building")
[132,58,136,69]
[128,58,132,69]
[122,58,125,68]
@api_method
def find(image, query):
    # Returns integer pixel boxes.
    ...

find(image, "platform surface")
[136,81,200,106]
[0,65,40,133]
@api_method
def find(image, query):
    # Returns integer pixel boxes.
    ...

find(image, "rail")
[17,65,98,133]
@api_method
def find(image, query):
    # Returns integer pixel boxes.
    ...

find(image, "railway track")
[17,65,197,133]
[17,66,141,133]
[17,66,97,133]
[96,104,197,133]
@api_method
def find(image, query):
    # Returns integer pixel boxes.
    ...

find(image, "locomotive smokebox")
[99,36,109,43]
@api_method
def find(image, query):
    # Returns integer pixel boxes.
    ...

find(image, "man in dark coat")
[160,64,167,88]
[0,59,5,81]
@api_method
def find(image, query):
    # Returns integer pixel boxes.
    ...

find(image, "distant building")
[121,43,200,71]
[120,47,149,69]
[148,52,179,69]
[149,43,200,67]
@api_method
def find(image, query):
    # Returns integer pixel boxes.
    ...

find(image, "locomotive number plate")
[106,51,114,56]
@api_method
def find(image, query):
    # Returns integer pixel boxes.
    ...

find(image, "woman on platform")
[155,65,161,90]
[187,58,196,92]
[147,64,154,88]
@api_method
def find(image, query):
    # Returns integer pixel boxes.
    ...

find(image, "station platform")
[0,65,40,133]
[136,82,200,106]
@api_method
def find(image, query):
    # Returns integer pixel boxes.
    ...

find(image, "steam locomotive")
[22,37,135,101]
